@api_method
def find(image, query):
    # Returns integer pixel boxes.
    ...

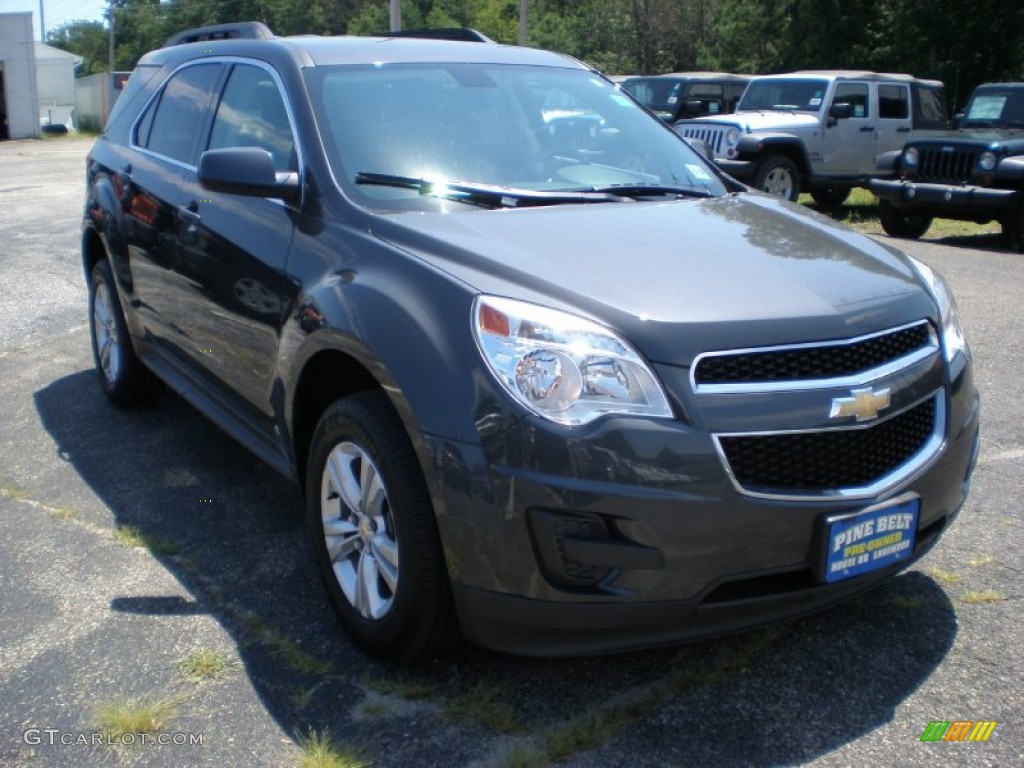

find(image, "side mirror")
[198,147,300,201]
[826,102,854,128]
[829,102,854,119]
[952,112,964,129]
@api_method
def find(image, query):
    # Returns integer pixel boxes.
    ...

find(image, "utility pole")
[390,0,401,32]
[38,0,45,40]
[519,0,528,46]
[107,1,115,72]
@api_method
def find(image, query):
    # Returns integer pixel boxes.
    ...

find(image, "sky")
[0,0,108,40]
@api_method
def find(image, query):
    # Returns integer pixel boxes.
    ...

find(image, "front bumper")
[870,178,1019,218]
[425,360,980,656]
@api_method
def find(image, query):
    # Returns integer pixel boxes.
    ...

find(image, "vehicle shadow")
[34,370,959,766]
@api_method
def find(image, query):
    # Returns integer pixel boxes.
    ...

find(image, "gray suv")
[83,26,979,660]
[676,70,948,205]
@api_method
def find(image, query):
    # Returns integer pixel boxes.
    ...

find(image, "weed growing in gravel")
[295,729,371,768]
[93,693,183,740]
[177,649,234,682]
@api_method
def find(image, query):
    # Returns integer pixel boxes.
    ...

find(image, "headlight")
[903,147,919,168]
[473,296,673,426]
[979,151,997,171]
[725,128,740,147]
[908,257,970,364]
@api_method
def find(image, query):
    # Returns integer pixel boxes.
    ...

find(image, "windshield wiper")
[355,172,626,208]
[588,184,714,199]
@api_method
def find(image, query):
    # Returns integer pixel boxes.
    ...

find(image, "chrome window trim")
[712,390,946,501]
[690,319,938,395]
[129,56,304,205]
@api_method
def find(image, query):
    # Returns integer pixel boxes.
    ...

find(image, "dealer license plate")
[823,495,920,583]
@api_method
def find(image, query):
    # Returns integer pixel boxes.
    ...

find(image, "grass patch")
[113,525,147,548]
[960,590,1005,604]
[0,480,28,501]
[93,693,183,740]
[177,649,234,682]
[924,567,963,586]
[363,674,439,701]
[967,554,998,567]
[356,701,391,718]
[440,682,526,735]
[46,505,76,521]
[295,729,371,768]
[241,614,332,676]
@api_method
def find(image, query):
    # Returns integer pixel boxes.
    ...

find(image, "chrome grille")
[694,322,932,386]
[916,147,980,183]
[678,125,728,157]
[719,397,937,495]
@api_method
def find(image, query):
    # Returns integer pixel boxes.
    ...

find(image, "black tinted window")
[208,64,296,172]
[878,85,909,119]
[144,64,221,164]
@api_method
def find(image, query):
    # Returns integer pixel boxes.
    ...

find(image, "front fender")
[995,156,1024,181]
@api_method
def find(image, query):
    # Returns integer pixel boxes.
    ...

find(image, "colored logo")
[920,720,997,742]
[829,386,891,422]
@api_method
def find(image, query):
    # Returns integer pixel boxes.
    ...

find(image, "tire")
[878,200,932,239]
[1000,207,1024,253]
[752,155,800,201]
[306,390,457,662]
[88,260,163,406]
[810,187,851,210]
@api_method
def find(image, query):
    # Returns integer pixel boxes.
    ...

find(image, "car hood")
[684,110,820,134]
[369,194,934,366]
[908,130,1024,148]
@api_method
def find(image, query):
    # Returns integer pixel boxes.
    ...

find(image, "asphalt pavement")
[0,137,1020,768]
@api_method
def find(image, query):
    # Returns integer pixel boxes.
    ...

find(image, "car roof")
[626,72,752,81]
[141,30,585,71]
[756,70,943,87]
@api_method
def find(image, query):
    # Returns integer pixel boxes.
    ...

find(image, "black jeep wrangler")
[870,82,1024,250]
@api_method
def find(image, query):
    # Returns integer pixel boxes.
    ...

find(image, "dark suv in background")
[83,24,979,661]
[620,72,751,122]
[870,82,1024,250]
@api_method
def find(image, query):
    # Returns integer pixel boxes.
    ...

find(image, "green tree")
[48,21,110,75]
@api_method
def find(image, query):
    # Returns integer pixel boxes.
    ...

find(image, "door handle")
[860,126,875,132]
[178,202,201,224]
[897,127,911,133]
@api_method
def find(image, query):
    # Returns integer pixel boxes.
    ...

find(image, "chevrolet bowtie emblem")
[830,387,892,422]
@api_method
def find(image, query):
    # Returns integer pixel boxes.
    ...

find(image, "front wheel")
[88,260,163,406]
[306,391,457,662]
[878,200,932,239]
[1000,206,1024,253]
[810,187,851,210]
[752,155,800,201]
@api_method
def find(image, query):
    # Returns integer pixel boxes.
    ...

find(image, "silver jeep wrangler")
[675,70,948,205]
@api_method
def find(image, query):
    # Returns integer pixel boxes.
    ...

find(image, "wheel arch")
[740,136,811,184]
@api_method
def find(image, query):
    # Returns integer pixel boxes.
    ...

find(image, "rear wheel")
[306,391,457,661]
[878,200,932,239]
[88,260,163,406]
[752,155,800,202]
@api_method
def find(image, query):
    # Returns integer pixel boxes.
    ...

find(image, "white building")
[0,12,39,140]
[36,41,83,130]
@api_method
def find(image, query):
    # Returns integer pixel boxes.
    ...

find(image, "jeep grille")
[915,147,981,183]
[677,125,729,158]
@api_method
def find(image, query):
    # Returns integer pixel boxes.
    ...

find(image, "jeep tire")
[752,155,800,202]
[878,200,933,240]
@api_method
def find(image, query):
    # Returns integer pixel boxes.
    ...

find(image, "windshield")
[962,89,1024,128]
[306,63,726,210]
[621,77,688,119]
[738,78,829,113]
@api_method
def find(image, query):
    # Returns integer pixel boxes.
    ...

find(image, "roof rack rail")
[376,28,495,43]
[163,21,274,48]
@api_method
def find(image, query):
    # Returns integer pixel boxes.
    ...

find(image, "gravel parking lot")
[0,137,1020,768]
